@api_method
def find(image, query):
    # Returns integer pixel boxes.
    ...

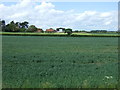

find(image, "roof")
[46,29,55,32]
[37,28,43,31]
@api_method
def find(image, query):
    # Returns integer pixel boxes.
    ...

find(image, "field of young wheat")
[2,36,118,88]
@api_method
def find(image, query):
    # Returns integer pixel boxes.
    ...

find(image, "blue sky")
[2,2,118,12]
[52,2,118,12]
[0,1,118,31]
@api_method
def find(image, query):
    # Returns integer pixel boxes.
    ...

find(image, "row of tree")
[73,30,119,33]
[0,20,119,34]
[0,20,38,32]
[0,20,73,35]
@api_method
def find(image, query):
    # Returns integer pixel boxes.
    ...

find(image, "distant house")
[36,28,43,33]
[56,28,65,33]
[57,29,63,33]
[46,28,56,33]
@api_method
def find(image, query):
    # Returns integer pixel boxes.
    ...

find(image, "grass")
[2,36,118,88]
[1,32,120,37]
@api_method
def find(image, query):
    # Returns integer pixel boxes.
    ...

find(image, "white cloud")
[100,12,111,17]
[0,0,118,31]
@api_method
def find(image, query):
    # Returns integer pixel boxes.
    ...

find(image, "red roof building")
[46,28,56,33]
[37,28,43,32]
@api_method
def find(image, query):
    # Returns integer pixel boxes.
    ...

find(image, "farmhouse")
[36,28,43,32]
[46,28,56,33]
[56,28,65,33]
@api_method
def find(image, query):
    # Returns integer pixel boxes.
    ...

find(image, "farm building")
[46,28,56,33]
[56,28,65,33]
[36,28,43,32]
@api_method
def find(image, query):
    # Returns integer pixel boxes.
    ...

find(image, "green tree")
[19,28,26,32]
[4,24,12,32]
[65,28,72,36]
[6,21,16,32]
[26,25,37,32]
[16,21,29,32]
[20,21,29,29]
[0,20,1,30]
[23,21,29,28]
[4,21,19,32]
[2,20,29,32]
[1,20,6,32]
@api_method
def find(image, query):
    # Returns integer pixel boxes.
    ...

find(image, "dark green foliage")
[0,20,6,31]
[74,30,79,33]
[1,20,5,25]
[91,30,107,33]
[2,36,118,88]
[19,21,29,28]
[5,21,19,32]
[65,28,73,36]
[19,28,26,32]
[1,20,29,32]
[26,25,37,32]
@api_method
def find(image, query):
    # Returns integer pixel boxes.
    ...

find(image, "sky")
[0,0,118,31]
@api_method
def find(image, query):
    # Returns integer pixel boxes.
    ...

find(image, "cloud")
[0,0,118,31]
[100,12,111,17]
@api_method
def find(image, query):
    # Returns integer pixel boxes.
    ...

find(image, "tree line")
[0,20,73,35]
[0,20,119,34]
[0,20,38,32]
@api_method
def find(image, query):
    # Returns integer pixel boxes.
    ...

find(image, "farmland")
[1,32,120,37]
[2,36,118,88]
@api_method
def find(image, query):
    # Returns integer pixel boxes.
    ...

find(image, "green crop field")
[1,32,120,37]
[2,36,118,88]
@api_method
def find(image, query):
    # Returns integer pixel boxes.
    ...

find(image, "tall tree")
[1,20,6,32]
[2,20,5,26]
[20,21,29,28]
[23,21,29,28]
[5,21,19,32]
